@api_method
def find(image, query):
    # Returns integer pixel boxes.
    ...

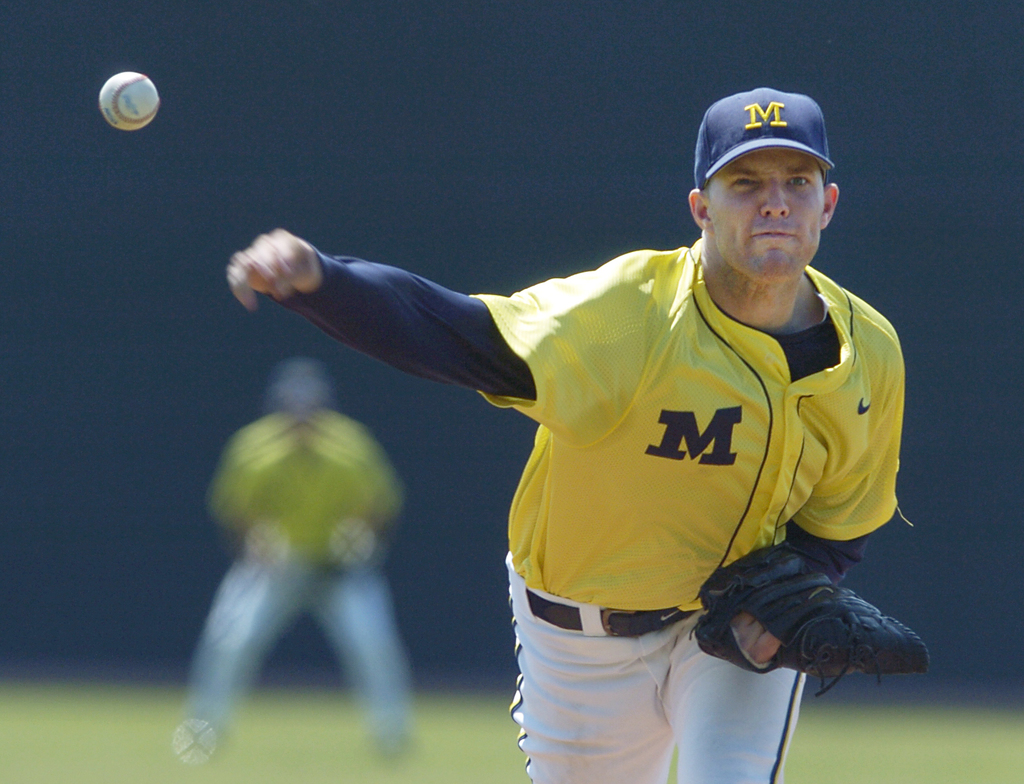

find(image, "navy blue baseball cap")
[694,88,834,189]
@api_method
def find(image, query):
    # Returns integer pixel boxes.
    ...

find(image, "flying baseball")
[98,72,160,130]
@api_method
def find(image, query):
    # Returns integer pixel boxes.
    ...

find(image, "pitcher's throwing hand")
[227,229,323,310]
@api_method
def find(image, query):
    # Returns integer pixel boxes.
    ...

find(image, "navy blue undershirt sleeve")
[282,251,536,400]
[785,520,869,584]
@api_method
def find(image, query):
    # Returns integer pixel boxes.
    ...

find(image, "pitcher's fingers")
[264,229,301,274]
[252,235,306,291]
[250,232,294,274]
[227,257,259,311]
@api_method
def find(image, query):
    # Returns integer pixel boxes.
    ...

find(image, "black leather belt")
[526,589,694,637]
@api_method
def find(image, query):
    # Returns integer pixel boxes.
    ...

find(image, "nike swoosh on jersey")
[857,399,870,415]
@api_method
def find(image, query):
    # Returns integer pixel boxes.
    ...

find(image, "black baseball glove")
[693,542,929,695]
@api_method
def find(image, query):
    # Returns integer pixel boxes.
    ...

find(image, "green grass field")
[0,681,1021,783]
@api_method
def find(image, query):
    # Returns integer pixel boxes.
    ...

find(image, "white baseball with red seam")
[98,72,160,130]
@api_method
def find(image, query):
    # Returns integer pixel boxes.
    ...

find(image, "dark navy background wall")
[2,1,1022,690]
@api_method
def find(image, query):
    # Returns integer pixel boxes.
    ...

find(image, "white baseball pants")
[507,554,804,784]
[185,557,412,751]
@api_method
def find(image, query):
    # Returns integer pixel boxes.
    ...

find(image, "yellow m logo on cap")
[744,101,787,130]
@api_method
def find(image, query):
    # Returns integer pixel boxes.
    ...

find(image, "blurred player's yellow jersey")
[207,411,403,563]
[474,240,904,611]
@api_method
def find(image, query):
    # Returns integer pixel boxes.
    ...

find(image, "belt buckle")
[600,607,623,636]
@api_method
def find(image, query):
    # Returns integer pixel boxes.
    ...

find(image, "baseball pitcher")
[223,88,927,784]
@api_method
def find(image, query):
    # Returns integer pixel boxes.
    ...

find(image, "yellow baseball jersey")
[474,239,904,612]
[207,410,403,563]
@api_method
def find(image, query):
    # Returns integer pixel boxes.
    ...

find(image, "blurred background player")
[173,357,412,763]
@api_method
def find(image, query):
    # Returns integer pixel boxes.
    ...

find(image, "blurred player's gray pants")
[185,557,412,751]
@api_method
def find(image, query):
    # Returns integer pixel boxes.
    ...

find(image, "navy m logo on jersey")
[645,407,742,466]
